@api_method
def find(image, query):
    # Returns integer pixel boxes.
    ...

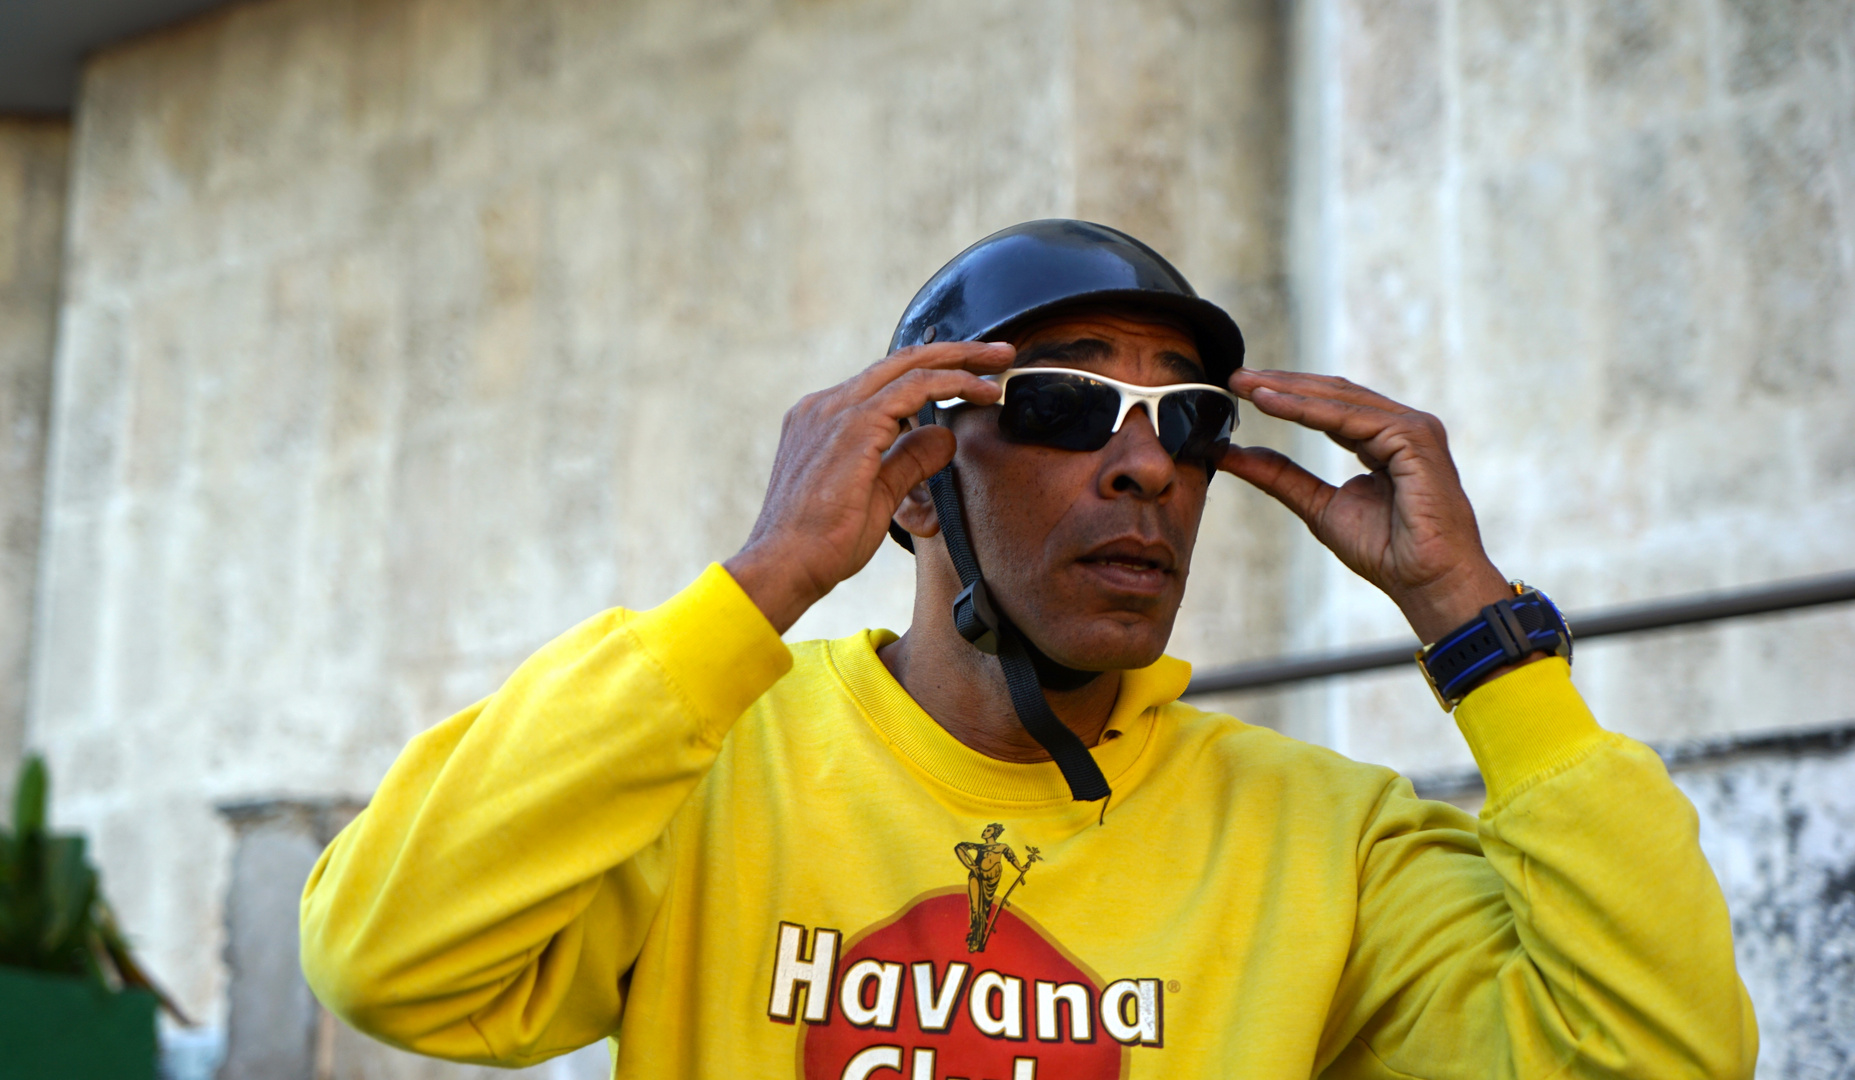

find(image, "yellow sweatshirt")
[301,564,1755,1079]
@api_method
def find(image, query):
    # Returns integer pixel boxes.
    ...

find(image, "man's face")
[945,309,1212,672]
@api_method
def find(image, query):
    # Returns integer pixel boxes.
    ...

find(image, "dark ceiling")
[1,0,238,114]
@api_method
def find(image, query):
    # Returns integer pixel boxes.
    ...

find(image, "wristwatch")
[1415,581,1572,711]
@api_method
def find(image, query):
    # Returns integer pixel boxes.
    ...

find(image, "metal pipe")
[1183,569,1855,698]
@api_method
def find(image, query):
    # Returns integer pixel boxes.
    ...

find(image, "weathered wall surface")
[216,800,611,1079]
[1680,734,1855,1077]
[22,0,1855,1073]
[0,118,68,806]
[29,0,1297,1043]
[1270,0,1855,778]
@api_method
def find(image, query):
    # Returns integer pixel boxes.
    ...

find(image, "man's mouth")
[1087,554,1166,571]
[1076,540,1176,595]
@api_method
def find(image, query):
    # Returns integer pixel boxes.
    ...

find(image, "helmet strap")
[914,407,1112,806]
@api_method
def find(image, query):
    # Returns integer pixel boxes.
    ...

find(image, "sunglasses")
[940,367,1240,465]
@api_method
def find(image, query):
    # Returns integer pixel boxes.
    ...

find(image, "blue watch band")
[1416,584,1572,710]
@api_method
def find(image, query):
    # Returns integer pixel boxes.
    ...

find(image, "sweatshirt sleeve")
[1319,658,1758,1080]
[299,564,792,1067]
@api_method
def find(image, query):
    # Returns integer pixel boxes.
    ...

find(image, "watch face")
[1527,587,1573,653]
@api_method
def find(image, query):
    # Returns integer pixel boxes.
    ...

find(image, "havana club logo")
[956,823,1039,952]
[767,825,1164,1079]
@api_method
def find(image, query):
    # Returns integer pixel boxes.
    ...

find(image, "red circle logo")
[800,893,1124,1080]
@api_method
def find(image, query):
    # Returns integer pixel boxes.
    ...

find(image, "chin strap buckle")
[952,580,1000,655]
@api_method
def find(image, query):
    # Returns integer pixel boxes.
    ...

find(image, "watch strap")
[1417,585,1571,710]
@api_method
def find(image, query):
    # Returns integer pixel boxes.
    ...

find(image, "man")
[302,220,1755,1079]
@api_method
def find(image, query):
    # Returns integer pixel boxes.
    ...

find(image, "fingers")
[865,366,1001,424]
[874,426,957,509]
[788,341,1011,441]
[780,365,999,465]
[1229,368,1409,415]
[1325,430,1388,472]
[1241,384,1446,471]
[1216,444,1339,526]
[838,367,997,464]
[847,340,1015,404]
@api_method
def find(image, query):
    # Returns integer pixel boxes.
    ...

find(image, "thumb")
[1218,444,1337,526]
[875,425,957,510]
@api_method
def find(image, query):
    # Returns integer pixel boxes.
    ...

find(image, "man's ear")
[894,480,941,539]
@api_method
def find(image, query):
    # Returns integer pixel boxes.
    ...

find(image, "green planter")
[0,966,157,1079]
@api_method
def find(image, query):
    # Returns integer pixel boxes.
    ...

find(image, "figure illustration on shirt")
[955,823,1041,952]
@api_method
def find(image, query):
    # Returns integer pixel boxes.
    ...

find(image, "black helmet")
[889,219,1245,385]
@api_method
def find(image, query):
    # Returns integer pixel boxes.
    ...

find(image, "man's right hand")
[724,341,1012,634]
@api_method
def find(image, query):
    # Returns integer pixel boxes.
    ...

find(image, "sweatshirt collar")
[827,629,1192,805]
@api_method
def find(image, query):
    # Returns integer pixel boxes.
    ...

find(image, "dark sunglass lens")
[999,374,1118,451]
[1159,391,1235,462]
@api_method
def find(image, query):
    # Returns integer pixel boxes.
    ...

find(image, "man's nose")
[1099,405,1176,498]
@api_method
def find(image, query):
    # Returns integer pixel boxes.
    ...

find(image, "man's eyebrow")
[1156,351,1206,381]
[1011,339,1208,380]
[1012,339,1114,368]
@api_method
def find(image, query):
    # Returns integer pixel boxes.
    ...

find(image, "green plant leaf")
[98,900,192,1024]
[0,822,47,968]
[42,837,97,965]
[0,755,183,1016]
[13,756,46,836]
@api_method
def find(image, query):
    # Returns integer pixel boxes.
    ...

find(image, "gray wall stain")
[1681,743,1855,1078]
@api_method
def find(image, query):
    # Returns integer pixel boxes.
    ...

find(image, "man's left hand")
[1218,369,1512,644]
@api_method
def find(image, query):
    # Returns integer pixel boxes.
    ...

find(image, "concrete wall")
[16,0,1855,1073]
[28,0,1298,1045]
[1265,0,1855,778]
[216,799,609,1079]
[0,118,68,806]
[1681,731,1855,1078]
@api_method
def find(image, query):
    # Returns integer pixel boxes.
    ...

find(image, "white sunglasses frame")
[936,366,1242,441]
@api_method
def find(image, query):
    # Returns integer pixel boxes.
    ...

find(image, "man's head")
[888,219,1244,677]
[894,303,1217,672]
[982,823,1005,842]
